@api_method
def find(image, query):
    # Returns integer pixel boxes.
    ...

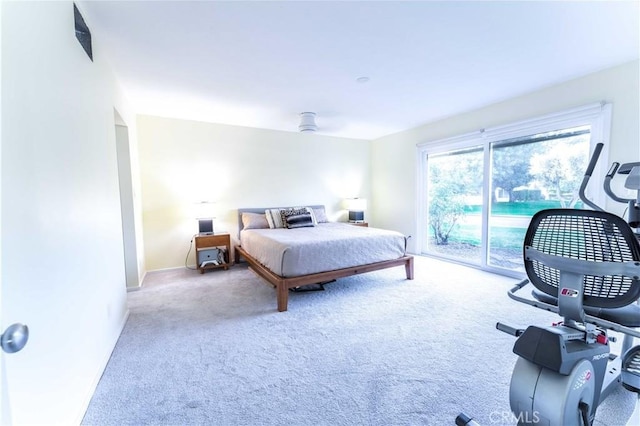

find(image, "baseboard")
[73,307,130,425]
[142,265,200,278]
[145,265,195,273]
[126,270,148,292]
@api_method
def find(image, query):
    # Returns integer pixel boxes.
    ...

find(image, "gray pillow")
[242,212,269,230]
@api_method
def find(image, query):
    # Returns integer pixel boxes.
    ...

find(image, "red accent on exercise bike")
[597,334,608,345]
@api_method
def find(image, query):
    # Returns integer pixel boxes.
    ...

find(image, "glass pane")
[426,146,483,264]
[488,126,591,271]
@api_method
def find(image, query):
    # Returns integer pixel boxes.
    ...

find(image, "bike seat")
[524,209,640,328]
[532,289,640,327]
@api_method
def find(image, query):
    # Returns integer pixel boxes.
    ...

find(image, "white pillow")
[265,209,285,228]
[312,207,328,223]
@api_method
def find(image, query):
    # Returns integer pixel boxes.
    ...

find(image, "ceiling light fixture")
[298,112,318,133]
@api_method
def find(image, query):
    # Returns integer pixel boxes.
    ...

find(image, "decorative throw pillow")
[279,207,306,225]
[242,212,269,230]
[280,207,315,229]
[265,206,319,228]
[284,212,315,229]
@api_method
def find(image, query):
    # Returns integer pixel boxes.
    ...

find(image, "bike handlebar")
[507,278,640,339]
[604,163,633,203]
[585,143,604,177]
[606,162,620,179]
[579,143,605,211]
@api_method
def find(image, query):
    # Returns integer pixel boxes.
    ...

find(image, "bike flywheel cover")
[510,358,596,425]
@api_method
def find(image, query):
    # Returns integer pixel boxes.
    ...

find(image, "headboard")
[237,205,325,233]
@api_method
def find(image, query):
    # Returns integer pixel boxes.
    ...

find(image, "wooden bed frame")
[236,206,414,312]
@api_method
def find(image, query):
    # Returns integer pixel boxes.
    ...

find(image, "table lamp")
[195,201,216,235]
[345,198,367,223]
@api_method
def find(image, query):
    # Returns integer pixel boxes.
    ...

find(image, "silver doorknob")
[1,323,29,354]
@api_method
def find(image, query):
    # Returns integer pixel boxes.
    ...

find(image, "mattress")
[239,222,407,277]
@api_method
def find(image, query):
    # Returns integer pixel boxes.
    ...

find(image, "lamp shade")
[195,201,216,219]
[195,201,216,234]
[298,112,318,132]
[344,198,367,222]
[344,198,367,212]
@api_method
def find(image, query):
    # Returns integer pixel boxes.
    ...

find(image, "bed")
[235,205,414,312]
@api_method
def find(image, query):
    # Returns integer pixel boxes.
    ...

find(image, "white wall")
[139,62,640,269]
[371,60,640,253]
[137,115,371,271]
[1,2,137,423]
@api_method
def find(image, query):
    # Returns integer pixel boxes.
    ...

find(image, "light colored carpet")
[82,256,638,425]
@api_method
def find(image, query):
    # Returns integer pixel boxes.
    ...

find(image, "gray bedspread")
[240,223,407,277]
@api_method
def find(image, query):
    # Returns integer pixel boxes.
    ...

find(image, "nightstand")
[194,233,232,273]
[350,222,369,227]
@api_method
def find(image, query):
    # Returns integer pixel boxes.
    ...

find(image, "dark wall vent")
[74,3,93,61]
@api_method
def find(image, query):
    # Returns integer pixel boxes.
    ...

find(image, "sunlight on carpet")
[82,256,637,426]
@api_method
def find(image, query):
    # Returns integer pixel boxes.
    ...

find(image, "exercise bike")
[457,143,640,426]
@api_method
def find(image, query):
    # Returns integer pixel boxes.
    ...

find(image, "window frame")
[416,102,612,276]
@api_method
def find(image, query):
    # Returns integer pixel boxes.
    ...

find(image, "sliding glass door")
[418,104,611,275]
[487,127,590,272]
[426,146,483,264]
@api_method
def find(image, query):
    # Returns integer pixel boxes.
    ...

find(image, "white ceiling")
[80,1,640,140]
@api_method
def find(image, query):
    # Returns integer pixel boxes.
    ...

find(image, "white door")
[0,2,11,423]
[0,324,29,425]
[1,3,131,423]
[1,358,9,425]
[1,354,9,425]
